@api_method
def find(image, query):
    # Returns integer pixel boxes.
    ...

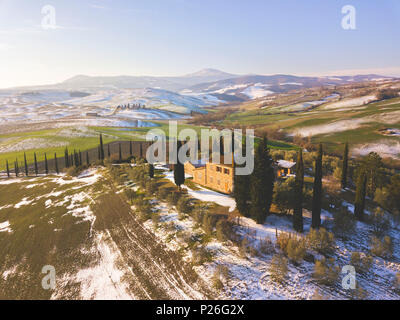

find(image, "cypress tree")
[250,136,275,224]
[99,134,104,160]
[34,153,38,176]
[79,150,82,166]
[73,150,77,167]
[107,144,111,158]
[55,153,59,174]
[220,135,224,156]
[341,142,349,189]
[44,153,48,175]
[354,170,367,221]
[129,140,133,156]
[312,143,323,229]
[15,160,19,177]
[86,151,90,166]
[174,140,185,190]
[70,153,74,167]
[119,143,122,162]
[293,149,304,232]
[6,160,10,178]
[64,148,69,168]
[233,139,251,217]
[149,163,154,178]
[24,152,28,176]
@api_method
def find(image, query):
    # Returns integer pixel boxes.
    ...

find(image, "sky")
[0,0,399,88]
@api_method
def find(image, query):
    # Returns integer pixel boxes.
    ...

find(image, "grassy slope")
[0,121,298,170]
[0,167,212,299]
[222,97,400,154]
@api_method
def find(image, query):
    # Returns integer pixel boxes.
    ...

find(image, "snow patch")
[0,220,12,233]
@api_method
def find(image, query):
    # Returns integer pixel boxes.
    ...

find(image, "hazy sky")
[0,0,399,88]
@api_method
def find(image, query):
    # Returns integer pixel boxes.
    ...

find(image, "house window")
[216,166,222,172]
[224,168,229,174]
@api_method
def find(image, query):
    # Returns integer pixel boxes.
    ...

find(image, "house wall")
[277,168,291,177]
[184,163,196,176]
[205,163,234,194]
[184,161,234,194]
[192,167,207,186]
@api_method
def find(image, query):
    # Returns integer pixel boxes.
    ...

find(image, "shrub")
[259,237,275,255]
[212,274,224,290]
[192,204,208,224]
[124,188,136,204]
[276,232,306,263]
[350,252,373,274]
[313,257,340,286]
[286,238,306,264]
[276,232,292,252]
[215,219,232,242]
[374,187,389,209]
[306,228,336,255]
[66,165,88,177]
[192,246,213,265]
[152,212,160,230]
[369,207,390,237]
[333,208,356,238]
[238,237,258,258]
[393,273,400,293]
[202,213,215,236]
[273,178,296,214]
[176,197,192,215]
[370,236,393,259]
[166,191,181,206]
[349,285,368,300]
[134,197,153,221]
[269,254,288,284]
[333,166,342,181]
[156,187,169,200]
[145,180,157,196]
[376,88,399,100]
[211,265,229,290]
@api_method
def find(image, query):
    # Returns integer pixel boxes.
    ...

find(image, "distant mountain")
[182,74,395,101]
[58,68,238,91]
[2,70,394,106]
[60,75,180,91]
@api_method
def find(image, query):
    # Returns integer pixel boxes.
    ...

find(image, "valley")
[1,69,400,301]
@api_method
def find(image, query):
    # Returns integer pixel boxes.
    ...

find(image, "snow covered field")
[322,95,376,110]
[1,165,399,300]
[0,86,218,127]
[351,140,400,159]
[292,118,367,137]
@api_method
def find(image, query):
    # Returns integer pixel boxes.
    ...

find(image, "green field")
[220,96,400,157]
[0,121,299,170]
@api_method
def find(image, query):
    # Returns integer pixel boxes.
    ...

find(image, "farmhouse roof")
[277,160,296,169]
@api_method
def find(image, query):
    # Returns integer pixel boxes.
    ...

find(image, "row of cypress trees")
[3,135,147,178]
[293,143,323,232]
[232,139,354,232]
[99,135,144,163]
[5,151,55,178]
[293,141,368,233]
